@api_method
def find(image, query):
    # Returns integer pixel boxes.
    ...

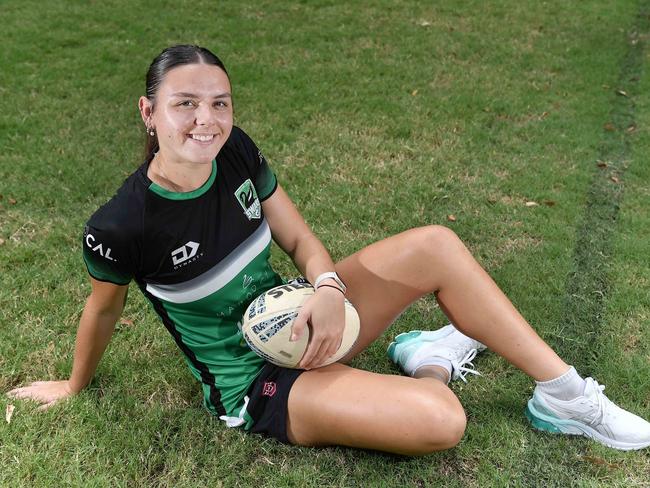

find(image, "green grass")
[1,0,649,486]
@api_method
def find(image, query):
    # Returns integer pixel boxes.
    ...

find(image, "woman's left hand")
[290,286,346,370]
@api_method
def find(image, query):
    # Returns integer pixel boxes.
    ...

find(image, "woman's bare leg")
[336,225,569,381]
[287,364,466,455]
[287,225,569,452]
[286,226,648,453]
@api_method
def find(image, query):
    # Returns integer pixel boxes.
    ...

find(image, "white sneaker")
[526,377,650,450]
[387,324,487,382]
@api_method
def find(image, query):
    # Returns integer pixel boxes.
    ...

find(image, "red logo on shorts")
[262,381,277,397]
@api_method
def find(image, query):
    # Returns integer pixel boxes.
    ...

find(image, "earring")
[147,127,155,136]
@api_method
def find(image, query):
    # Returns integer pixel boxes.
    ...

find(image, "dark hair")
[143,45,229,162]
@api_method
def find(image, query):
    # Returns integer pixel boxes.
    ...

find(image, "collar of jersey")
[148,159,217,200]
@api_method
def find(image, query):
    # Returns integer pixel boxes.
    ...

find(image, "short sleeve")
[82,223,135,286]
[233,127,278,201]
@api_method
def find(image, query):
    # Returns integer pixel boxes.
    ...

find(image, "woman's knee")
[425,402,466,451]
[418,225,462,251]
[407,390,467,454]
[397,225,465,274]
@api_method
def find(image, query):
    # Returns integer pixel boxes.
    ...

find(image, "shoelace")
[450,348,481,383]
[584,379,608,426]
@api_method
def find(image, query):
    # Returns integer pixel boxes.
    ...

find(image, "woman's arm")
[262,185,346,369]
[8,278,128,409]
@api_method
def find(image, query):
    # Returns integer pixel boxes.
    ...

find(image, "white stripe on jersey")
[145,220,272,304]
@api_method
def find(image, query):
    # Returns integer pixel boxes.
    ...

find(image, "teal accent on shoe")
[387,341,397,360]
[387,331,422,361]
[525,405,562,434]
[395,331,423,343]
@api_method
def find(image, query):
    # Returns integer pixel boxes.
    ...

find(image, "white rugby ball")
[241,282,360,368]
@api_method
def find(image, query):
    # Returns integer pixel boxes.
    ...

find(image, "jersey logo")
[234,179,261,220]
[85,233,116,262]
[242,274,254,289]
[172,241,200,266]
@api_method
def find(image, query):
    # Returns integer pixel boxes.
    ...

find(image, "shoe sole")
[525,399,650,451]
[387,327,456,363]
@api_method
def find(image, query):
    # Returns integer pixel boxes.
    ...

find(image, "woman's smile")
[188,133,216,143]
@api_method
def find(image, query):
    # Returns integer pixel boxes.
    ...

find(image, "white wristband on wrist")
[314,271,347,294]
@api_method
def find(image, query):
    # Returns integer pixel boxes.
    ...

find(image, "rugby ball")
[241,282,360,368]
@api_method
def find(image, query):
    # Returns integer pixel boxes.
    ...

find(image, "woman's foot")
[387,324,487,382]
[526,377,650,451]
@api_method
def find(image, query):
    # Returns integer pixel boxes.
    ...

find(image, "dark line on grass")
[556,7,650,368]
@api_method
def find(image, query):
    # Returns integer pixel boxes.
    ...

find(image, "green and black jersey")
[83,126,284,422]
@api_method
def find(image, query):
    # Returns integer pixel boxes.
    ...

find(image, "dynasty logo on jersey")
[172,241,200,266]
[235,179,261,220]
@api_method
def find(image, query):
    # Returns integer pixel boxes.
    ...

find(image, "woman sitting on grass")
[9,44,650,454]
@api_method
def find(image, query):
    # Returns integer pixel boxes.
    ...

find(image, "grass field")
[1,1,649,486]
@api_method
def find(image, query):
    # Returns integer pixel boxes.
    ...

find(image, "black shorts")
[245,362,306,443]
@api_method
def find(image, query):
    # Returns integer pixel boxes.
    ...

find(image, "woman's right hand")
[7,279,126,412]
[7,380,75,410]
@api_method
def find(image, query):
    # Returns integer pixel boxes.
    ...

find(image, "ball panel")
[243,308,308,368]
[242,284,361,369]
[242,330,282,364]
